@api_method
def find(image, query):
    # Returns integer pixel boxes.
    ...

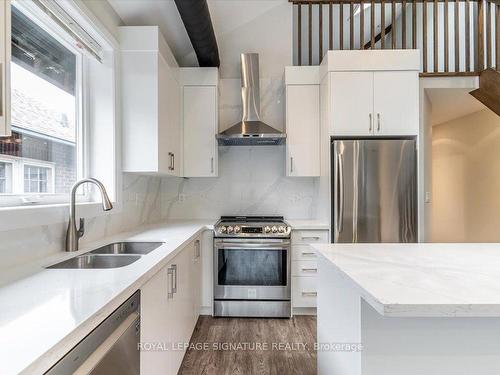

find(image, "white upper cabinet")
[324,50,420,137]
[0,0,10,137]
[285,66,320,177]
[120,26,181,176]
[330,72,374,136]
[373,71,419,136]
[180,68,218,177]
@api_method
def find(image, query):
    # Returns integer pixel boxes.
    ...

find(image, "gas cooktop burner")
[214,216,291,238]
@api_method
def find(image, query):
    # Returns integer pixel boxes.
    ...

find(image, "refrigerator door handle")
[337,151,345,234]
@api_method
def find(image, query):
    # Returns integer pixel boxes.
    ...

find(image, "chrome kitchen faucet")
[66,178,113,252]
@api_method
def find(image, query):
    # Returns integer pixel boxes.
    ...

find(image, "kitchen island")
[313,243,500,375]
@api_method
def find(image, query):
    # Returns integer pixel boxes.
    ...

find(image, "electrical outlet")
[425,191,431,203]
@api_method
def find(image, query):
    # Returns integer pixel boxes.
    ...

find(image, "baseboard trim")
[293,307,317,316]
[200,306,213,316]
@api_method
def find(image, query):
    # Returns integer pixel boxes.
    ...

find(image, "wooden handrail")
[289,0,498,3]
[292,0,499,76]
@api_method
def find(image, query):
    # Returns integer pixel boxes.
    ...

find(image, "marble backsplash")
[0,173,163,286]
[160,75,319,221]
[0,75,320,285]
[161,146,319,221]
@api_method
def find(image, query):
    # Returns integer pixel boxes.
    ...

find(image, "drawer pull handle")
[302,268,317,273]
[302,291,317,297]
[301,251,316,256]
[301,236,321,240]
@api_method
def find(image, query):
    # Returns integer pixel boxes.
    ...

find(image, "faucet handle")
[78,218,85,238]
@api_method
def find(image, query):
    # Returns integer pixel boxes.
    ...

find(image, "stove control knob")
[278,226,285,233]
[264,226,271,233]
[227,226,234,233]
[219,226,227,233]
[271,226,278,233]
[234,226,241,233]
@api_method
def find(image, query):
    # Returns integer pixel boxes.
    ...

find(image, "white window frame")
[0,159,13,193]
[0,1,86,207]
[0,0,121,232]
[22,161,55,194]
[0,154,55,195]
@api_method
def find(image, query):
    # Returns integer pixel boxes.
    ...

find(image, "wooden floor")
[178,316,317,375]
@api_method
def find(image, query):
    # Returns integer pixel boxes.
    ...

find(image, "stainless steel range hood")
[216,53,286,146]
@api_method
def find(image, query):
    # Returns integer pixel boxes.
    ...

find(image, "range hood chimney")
[216,53,286,146]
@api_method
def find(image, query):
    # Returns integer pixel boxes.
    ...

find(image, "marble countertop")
[0,220,212,375]
[313,243,500,318]
[287,219,329,230]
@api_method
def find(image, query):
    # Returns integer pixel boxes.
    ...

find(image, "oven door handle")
[216,242,290,249]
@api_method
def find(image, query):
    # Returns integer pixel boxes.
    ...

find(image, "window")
[24,165,53,193]
[0,3,82,204]
[0,162,12,193]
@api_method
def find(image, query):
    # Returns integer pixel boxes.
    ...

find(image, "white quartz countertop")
[0,220,212,375]
[287,219,329,230]
[314,243,500,318]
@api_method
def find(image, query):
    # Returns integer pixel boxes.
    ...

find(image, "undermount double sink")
[47,242,164,269]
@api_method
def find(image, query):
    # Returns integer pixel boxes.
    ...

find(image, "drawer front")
[292,276,317,308]
[291,230,329,244]
[292,260,318,277]
[291,244,317,261]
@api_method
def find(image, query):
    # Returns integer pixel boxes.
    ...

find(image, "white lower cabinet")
[140,235,202,375]
[291,229,328,312]
[292,276,318,308]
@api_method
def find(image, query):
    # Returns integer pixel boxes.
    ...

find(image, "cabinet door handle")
[210,157,214,174]
[290,157,293,174]
[301,251,316,256]
[302,268,318,273]
[377,113,381,132]
[171,264,177,294]
[167,266,174,299]
[195,239,201,259]
[369,113,373,132]
[168,152,173,170]
[302,291,317,297]
[301,236,321,240]
[172,153,175,171]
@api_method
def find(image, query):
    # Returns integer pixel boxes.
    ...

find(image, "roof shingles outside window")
[10,62,76,143]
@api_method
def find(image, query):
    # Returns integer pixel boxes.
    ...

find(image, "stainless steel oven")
[213,216,291,318]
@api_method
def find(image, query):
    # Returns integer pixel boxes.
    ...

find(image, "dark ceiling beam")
[174,0,220,67]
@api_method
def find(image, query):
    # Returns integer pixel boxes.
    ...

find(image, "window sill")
[0,200,122,232]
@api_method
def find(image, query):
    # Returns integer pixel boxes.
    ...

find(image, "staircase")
[470,69,500,116]
[290,0,499,77]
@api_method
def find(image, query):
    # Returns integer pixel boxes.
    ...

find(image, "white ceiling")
[108,0,290,70]
[426,88,485,126]
[108,0,197,66]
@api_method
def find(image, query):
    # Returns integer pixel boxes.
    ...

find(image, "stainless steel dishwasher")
[45,291,140,375]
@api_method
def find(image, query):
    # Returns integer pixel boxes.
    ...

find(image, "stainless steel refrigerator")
[331,139,417,243]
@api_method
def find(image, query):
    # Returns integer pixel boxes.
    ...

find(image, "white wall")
[432,108,500,242]
[419,88,433,241]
